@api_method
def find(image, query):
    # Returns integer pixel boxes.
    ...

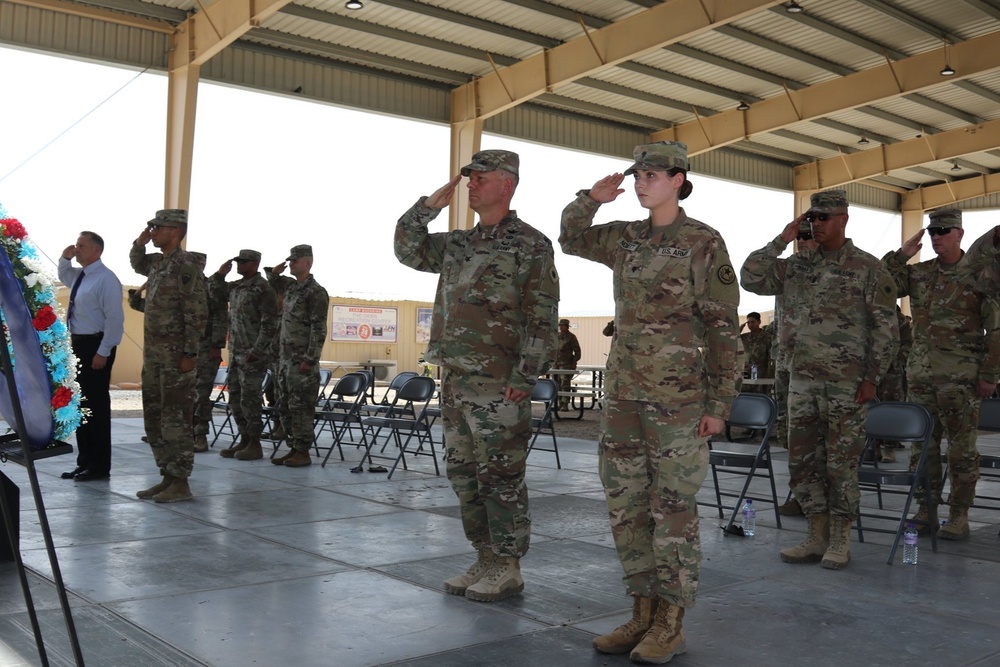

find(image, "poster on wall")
[416,307,433,343]
[330,305,398,343]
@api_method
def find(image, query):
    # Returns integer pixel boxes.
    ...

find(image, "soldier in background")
[741,189,898,570]
[129,209,208,503]
[739,311,772,381]
[395,149,559,604]
[556,318,582,411]
[873,306,912,464]
[265,245,328,467]
[211,250,278,461]
[561,141,739,663]
[882,208,1000,539]
[190,252,229,453]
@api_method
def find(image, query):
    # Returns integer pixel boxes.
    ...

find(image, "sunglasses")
[804,211,843,223]
[926,227,953,236]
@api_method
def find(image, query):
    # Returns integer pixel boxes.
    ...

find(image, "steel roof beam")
[4,0,174,30]
[901,171,1000,210]
[855,0,961,43]
[961,0,1000,21]
[376,0,558,48]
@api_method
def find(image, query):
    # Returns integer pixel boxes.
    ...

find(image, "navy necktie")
[67,271,85,326]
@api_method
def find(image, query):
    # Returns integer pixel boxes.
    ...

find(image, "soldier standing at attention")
[129,209,208,503]
[264,245,328,467]
[556,318,582,411]
[739,312,772,380]
[395,150,559,603]
[741,189,898,570]
[211,250,278,461]
[881,208,1000,539]
[561,141,739,664]
[190,252,229,453]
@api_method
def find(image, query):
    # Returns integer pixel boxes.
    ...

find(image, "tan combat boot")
[219,435,247,459]
[907,505,936,535]
[778,497,803,516]
[269,424,287,441]
[283,449,312,467]
[271,448,295,466]
[234,435,263,460]
[593,596,658,654]
[192,434,209,453]
[821,515,852,570]
[136,474,173,500]
[780,512,829,564]
[465,556,524,602]
[443,548,495,596]
[152,476,193,503]
[629,602,686,664]
[939,506,970,541]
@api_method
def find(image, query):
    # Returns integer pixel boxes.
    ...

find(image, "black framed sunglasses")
[804,211,842,223]
[926,227,953,236]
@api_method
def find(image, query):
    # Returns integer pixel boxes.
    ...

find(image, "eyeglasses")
[147,224,163,231]
[926,227,953,236]
[804,211,844,223]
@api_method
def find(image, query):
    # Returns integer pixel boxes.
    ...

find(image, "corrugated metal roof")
[5,0,1000,211]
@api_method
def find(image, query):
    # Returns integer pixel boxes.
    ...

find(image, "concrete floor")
[1,416,999,667]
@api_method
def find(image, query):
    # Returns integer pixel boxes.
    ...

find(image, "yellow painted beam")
[175,0,294,68]
[164,26,199,212]
[795,119,1000,191]
[901,173,1000,212]
[454,0,781,121]
[653,31,1000,151]
[3,0,173,32]
[448,112,481,231]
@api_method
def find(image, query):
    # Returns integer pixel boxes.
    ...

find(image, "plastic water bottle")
[902,523,918,565]
[751,364,758,380]
[741,499,756,537]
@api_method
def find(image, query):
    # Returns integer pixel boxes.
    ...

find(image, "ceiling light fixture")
[951,161,961,172]
[940,64,955,76]
[857,136,870,146]
[345,0,363,9]
[737,101,750,111]
[785,1,804,12]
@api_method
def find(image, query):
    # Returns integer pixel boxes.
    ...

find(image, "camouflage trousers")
[787,376,867,519]
[192,347,222,437]
[600,398,709,608]
[908,379,982,508]
[440,369,531,558]
[773,369,789,448]
[556,366,576,407]
[277,360,320,453]
[228,354,268,439]
[141,354,196,478]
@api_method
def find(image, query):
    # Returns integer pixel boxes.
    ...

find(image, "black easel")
[0,317,84,666]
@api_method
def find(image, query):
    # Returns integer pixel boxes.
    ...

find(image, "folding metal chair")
[855,402,937,564]
[971,398,1000,535]
[208,366,234,447]
[699,393,779,535]
[312,372,370,465]
[358,376,438,479]
[526,379,560,469]
[361,370,419,416]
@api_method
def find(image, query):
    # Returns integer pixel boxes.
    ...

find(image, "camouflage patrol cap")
[559,318,570,326]
[232,249,262,263]
[190,251,207,264]
[286,244,313,261]
[460,150,519,177]
[624,141,689,175]
[928,207,962,229]
[809,189,849,213]
[147,209,187,228]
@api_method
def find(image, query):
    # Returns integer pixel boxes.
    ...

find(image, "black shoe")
[61,467,85,480]
[74,470,110,482]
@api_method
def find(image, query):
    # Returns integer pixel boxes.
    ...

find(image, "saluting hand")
[588,173,626,203]
[780,213,808,244]
[218,260,233,277]
[426,175,462,209]
[272,261,287,275]
[137,227,152,245]
[901,229,924,259]
[62,245,76,260]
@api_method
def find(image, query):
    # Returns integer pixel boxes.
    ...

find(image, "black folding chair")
[208,366,234,447]
[526,379,560,469]
[358,376,438,479]
[699,393,779,535]
[971,398,1000,535]
[855,402,937,564]
[361,370,419,416]
[312,372,370,465]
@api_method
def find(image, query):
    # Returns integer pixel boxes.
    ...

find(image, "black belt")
[71,332,104,339]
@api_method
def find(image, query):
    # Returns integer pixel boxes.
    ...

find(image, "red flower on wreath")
[1,218,27,240]
[52,386,73,409]
[32,304,57,330]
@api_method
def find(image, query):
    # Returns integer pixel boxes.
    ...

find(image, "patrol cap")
[927,207,962,229]
[559,318,570,326]
[190,251,207,264]
[809,189,849,213]
[286,244,313,261]
[232,249,262,263]
[147,209,187,228]
[624,141,689,175]
[460,150,519,177]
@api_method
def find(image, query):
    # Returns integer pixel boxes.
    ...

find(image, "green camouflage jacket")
[265,270,329,366]
[129,244,207,357]
[211,272,277,360]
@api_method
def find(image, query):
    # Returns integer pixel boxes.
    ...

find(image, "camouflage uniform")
[193,256,229,440]
[882,211,1000,510]
[740,326,773,378]
[741,205,898,520]
[395,199,559,559]
[129,212,208,479]
[212,252,278,443]
[556,322,582,409]
[265,246,329,454]
[559,154,739,606]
